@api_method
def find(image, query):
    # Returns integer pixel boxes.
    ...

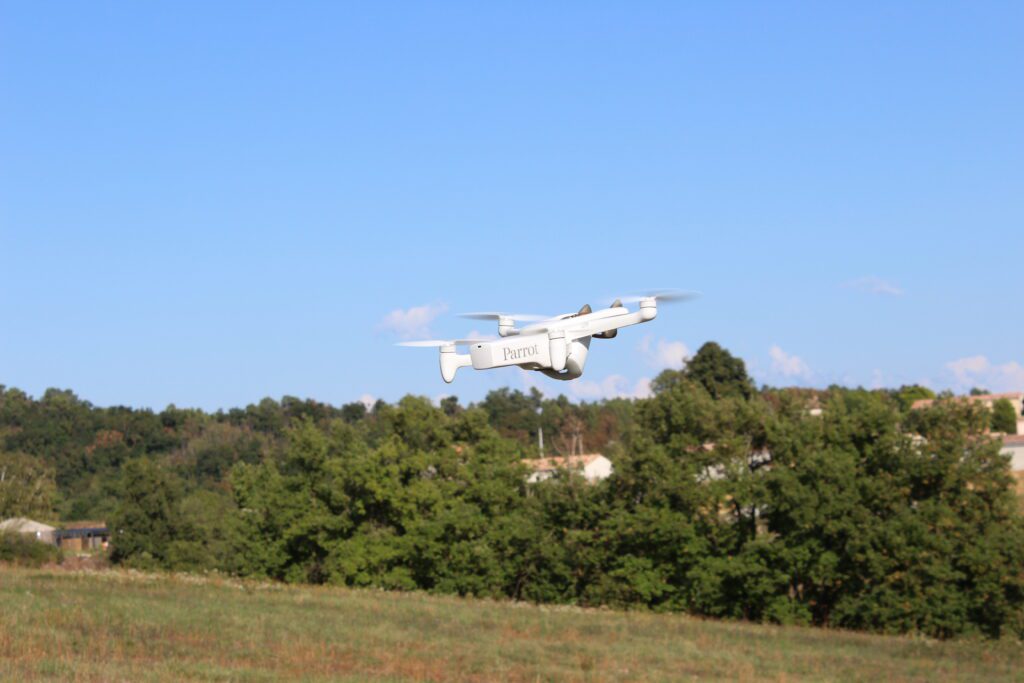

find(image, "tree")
[440,396,461,417]
[476,388,542,442]
[893,384,935,412]
[340,401,367,423]
[0,451,56,520]
[763,391,1024,638]
[109,459,182,568]
[991,399,1018,434]
[654,342,754,400]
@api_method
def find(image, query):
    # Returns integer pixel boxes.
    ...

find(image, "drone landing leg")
[439,349,473,383]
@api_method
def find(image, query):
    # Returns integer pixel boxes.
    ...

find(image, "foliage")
[893,384,936,412]
[652,341,755,400]
[0,451,56,519]
[0,531,60,567]
[109,459,184,569]
[991,398,1018,434]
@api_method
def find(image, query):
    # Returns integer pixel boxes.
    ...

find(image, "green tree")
[109,459,182,569]
[0,451,56,520]
[440,396,461,417]
[893,384,935,412]
[340,401,367,423]
[653,342,754,400]
[477,388,542,443]
[764,392,1024,638]
[991,399,1018,434]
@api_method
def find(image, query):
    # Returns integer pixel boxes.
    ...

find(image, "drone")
[398,290,696,383]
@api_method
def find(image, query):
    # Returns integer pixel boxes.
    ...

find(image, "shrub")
[0,531,60,567]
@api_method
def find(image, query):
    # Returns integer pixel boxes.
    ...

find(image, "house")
[56,521,109,552]
[522,453,613,483]
[1002,434,1024,492]
[913,392,1024,434]
[0,517,57,544]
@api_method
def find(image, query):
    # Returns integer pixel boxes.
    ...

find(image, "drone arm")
[565,303,655,342]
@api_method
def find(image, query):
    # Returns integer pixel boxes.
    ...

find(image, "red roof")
[1003,434,1024,446]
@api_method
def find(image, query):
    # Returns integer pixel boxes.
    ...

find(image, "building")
[0,517,57,544]
[913,392,1024,434]
[522,453,613,483]
[1002,434,1024,492]
[56,521,109,551]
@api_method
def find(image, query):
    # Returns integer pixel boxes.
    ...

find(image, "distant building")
[912,392,1024,434]
[1002,434,1024,492]
[56,521,109,551]
[522,454,613,483]
[0,517,57,544]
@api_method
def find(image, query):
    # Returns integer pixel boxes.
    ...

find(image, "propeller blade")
[613,289,701,305]
[459,312,549,322]
[396,339,487,348]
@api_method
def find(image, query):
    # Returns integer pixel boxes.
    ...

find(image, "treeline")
[2,343,1023,639]
[0,381,626,522]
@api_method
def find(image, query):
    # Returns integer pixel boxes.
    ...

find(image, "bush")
[0,531,60,567]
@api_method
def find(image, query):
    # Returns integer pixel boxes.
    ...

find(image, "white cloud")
[358,394,376,410]
[378,303,448,339]
[945,355,1024,392]
[638,335,690,370]
[571,374,652,401]
[843,276,904,296]
[769,345,813,381]
[465,329,496,341]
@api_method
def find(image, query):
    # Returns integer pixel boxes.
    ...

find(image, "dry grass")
[0,568,1020,682]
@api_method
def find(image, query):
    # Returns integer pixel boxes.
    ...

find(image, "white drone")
[398,290,696,383]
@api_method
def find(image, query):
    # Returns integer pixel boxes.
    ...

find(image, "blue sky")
[2,3,1022,410]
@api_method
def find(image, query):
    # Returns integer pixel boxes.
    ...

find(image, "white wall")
[583,456,614,482]
[1002,443,1024,473]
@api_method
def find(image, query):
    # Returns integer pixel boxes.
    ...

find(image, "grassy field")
[0,568,1020,682]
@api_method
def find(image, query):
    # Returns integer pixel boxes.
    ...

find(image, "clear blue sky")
[2,3,1022,410]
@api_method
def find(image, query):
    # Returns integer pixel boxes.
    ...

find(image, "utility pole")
[537,405,544,457]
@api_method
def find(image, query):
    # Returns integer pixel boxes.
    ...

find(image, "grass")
[0,568,1020,682]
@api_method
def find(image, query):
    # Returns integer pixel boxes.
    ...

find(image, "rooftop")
[62,520,107,530]
[912,392,1024,410]
[0,517,56,534]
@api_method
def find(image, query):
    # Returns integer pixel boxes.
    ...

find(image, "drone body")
[400,291,694,383]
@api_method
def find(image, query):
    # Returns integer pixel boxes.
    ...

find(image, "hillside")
[0,568,1019,682]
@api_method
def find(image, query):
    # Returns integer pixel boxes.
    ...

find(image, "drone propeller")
[459,312,549,322]
[396,339,487,348]
[613,289,701,305]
